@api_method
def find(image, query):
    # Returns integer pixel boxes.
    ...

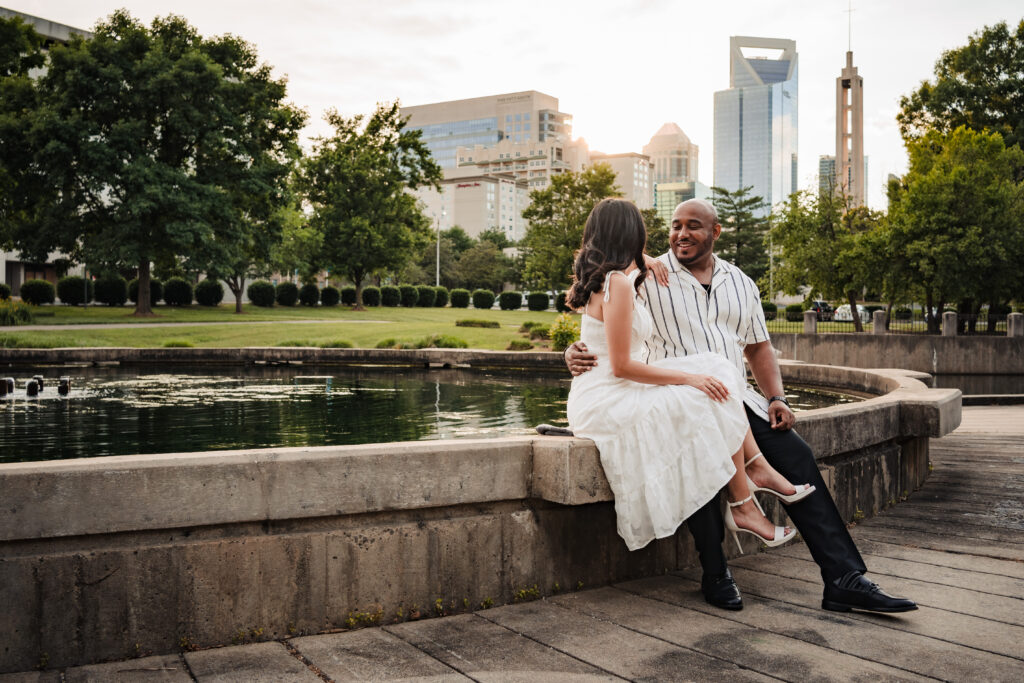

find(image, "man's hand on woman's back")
[565,341,598,376]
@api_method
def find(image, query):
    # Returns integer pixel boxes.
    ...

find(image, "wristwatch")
[768,395,790,407]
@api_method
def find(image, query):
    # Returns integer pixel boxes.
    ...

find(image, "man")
[565,198,916,614]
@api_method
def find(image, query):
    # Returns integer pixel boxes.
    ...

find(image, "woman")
[566,198,813,552]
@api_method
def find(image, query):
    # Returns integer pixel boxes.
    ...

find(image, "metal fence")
[765,311,1010,335]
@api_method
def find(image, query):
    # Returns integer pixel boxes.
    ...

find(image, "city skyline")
[8,0,1020,211]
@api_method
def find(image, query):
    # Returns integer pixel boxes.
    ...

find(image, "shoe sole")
[705,599,743,611]
[822,599,918,614]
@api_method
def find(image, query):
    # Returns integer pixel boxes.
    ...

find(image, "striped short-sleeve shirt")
[639,252,772,419]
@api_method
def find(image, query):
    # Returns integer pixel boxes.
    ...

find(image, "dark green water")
[0,365,858,463]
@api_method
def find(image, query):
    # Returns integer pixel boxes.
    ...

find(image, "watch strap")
[768,395,789,406]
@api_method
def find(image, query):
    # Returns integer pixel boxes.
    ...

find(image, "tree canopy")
[711,185,770,284]
[520,163,620,290]
[297,102,442,308]
[898,20,1024,151]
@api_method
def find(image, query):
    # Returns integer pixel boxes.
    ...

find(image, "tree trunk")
[925,289,938,334]
[987,298,999,335]
[352,270,365,311]
[133,260,154,316]
[884,300,894,331]
[227,275,244,314]
[848,291,863,332]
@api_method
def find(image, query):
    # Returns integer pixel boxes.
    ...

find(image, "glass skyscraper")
[714,37,798,215]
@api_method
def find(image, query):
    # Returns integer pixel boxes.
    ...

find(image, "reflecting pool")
[0,365,860,463]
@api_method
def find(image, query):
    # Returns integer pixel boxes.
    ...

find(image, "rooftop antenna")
[846,0,854,52]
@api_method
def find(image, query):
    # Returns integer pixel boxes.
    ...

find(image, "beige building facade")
[588,152,654,209]
[836,51,865,207]
[643,123,699,185]
[653,181,711,226]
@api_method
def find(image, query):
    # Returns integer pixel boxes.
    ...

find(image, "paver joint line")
[380,624,483,682]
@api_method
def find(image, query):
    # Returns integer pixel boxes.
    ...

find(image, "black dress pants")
[686,406,867,584]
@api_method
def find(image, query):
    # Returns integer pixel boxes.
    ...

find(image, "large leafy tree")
[898,20,1024,151]
[641,208,669,256]
[2,11,302,315]
[887,126,1024,332]
[520,163,620,290]
[711,185,770,284]
[298,102,441,309]
[458,241,512,292]
[770,190,884,332]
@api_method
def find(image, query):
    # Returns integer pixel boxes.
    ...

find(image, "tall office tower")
[401,91,571,169]
[713,37,798,215]
[836,51,865,206]
[643,123,699,184]
[819,155,837,194]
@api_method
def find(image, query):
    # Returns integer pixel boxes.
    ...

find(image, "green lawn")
[1,304,564,350]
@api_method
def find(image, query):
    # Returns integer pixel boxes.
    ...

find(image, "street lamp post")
[435,208,446,287]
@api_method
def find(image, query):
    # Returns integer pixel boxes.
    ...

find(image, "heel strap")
[728,494,754,508]
[744,452,764,467]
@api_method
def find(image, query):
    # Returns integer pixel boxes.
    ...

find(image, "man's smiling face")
[669,200,721,268]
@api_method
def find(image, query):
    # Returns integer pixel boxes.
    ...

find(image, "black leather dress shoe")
[702,569,743,611]
[822,571,918,613]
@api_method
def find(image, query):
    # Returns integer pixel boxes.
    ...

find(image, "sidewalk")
[5,406,1022,682]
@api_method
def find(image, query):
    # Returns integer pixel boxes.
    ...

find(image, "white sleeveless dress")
[566,270,749,550]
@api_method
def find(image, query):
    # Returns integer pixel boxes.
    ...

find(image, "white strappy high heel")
[744,453,816,505]
[724,495,797,553]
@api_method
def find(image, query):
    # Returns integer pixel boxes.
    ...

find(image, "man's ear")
[712,223,722,241]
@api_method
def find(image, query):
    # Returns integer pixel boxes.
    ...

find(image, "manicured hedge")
[246,280,275,307]
[761,301,777,321]
[94,275,129,306]
[163,277,194,306]
[380,285,400,307]
[321,286,340,307]
[362,286,381,307]
[194,279,224,307]
[275,282,299,307]
[129,278,163,305]
[57,276,93,305]
[299,283,320,307]
[472,289,495,310]
[415,285,436,308]
[893,307,912,320]
[554,290,571,313]
[433,286,448,307]
[450,288,470,308]
[19,280,54,307]
[784,303,803,322]
[0,282,10,300]
[498,291,522,310]
[341,286,356,305]
[527,291,549,311]
[399,285,418,307]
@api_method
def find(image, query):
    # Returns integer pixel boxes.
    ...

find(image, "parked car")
[834,303,870,323]
[808,300,833,321]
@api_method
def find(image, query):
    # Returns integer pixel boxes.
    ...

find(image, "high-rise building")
[588,152,654,209]
[713,37,798,215]
[653,181,711,226]
[836,51,865,206]
[819,155,836,194]
[643,123,699,184]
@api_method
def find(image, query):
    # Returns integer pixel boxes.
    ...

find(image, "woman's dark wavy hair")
[566,198,648,310]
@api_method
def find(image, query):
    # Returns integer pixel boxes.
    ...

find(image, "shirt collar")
[663,252,726,289]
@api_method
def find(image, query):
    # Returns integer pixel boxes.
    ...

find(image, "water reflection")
[0,365,859,463]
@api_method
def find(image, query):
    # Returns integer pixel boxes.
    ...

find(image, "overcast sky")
[8,0,1021,209]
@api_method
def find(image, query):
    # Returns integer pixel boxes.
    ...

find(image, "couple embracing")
[563,198,915,614]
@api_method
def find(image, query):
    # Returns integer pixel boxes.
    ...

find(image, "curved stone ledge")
[0,359,961,673]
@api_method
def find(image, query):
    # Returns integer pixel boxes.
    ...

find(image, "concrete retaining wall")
[0,362,960,673]
[771,333,1024,375]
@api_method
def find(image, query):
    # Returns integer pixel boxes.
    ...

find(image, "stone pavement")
[4,406,1022,682]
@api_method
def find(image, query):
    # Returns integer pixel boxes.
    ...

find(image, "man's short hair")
[674,198,719,225]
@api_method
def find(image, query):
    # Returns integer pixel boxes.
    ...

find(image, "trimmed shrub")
[275,282,299,307]
[550,313,580,352]
[761,301,777,321]
[893,307,913,320]
[784,303,804,322]
[554,290,571,313]
[19,279,55,305]
[341,286,357,305]
[247,280,275,307]
[57,276,93,305]
[498,291,523,310]
[456,319,500,328]
[362,286,381,307]
[527,291,549,311]
[299,283,320,307]
[375,338,397,349]
[519,321,542,332]
[450,288,470,308]
[380,285,400,307]
[320,340,353,348]
[399,285,418,307]
[129,278,163,305]
[0,283,11,300]
[865,304,885,315]
[433,286,448,307]
[94,275,129,306]
[194,279,224,307]
[0,299,33,325]
[507,339,533,351]
[163,277,194,306]
[529,325,550,340]
[415,285,436,308]
[320,286,340,307]
[416,334,467,349]
[472,289,495,310]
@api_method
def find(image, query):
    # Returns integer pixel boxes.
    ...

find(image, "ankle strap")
[728,494,754,507]
[744,453,763,467]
